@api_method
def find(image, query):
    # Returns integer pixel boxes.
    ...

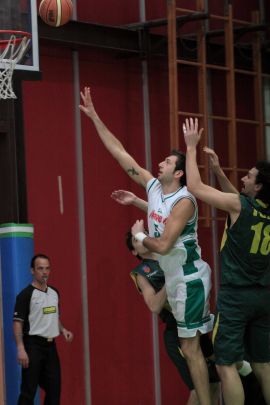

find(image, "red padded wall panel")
[79,52,157,405]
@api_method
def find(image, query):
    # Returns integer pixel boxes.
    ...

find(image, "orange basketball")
[39,0,73,27]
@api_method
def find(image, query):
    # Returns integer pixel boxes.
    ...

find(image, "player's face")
[132,236,149,256]
[32,258,51,285]
[241,167,261,197]
[158,155,178,183]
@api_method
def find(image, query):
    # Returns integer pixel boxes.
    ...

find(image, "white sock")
[238,360,252,377]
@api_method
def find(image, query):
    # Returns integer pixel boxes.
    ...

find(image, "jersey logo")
[43,306,56,314]
[149,210,167,224]
[143,266,151,273]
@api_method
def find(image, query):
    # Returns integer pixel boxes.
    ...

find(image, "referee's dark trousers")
[18,336,61,405]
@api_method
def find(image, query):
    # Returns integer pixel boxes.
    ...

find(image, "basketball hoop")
[0,30,31,100]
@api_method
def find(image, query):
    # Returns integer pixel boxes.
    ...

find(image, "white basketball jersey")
[147,178,202,272]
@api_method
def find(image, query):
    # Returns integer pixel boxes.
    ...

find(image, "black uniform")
[130,259,219,390]
[213,195,270,365]
[14,285,61,405]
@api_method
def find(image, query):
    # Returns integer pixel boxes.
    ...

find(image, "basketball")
[39,0,73,27]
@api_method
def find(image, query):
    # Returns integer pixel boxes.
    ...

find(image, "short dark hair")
[171,150,186,186]
[31,254,50,269]
[126,231,142,260]
[255,161,270,204]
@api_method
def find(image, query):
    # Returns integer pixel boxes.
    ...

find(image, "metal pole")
[72,51,92,405]
[71,3,91,403]
[139,2,161,405]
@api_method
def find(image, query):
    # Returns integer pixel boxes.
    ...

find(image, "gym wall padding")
[0,224,39,405]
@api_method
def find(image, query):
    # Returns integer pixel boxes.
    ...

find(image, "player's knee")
[251,362,270,380]
[180,341,200,360]
[216,364,237,380]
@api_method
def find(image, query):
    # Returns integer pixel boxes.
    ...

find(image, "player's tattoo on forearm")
[127,167,139,176]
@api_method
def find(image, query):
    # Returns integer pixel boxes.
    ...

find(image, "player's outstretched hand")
[203,146,221,172]
[79,86,96,119]
[111,190,136,205]
[183,117,204,148]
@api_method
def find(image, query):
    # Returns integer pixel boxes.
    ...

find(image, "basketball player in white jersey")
[80,87,213,405]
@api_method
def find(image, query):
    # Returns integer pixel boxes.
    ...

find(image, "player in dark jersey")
[183,118,270,405]
[13,254,73,405]
[204,146,267,405]
[126,231,220,405]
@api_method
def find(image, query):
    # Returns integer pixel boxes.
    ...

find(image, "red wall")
[23,47,85,404]
[80,54,156,404]
[23,43,187,404]
[22,41,192,402]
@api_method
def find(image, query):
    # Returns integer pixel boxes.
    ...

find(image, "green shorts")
[212,286,270,365]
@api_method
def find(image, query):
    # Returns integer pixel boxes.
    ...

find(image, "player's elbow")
[145,296,162,314]
[148,302,161,314]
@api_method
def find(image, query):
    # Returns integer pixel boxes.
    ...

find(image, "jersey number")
[250,222,270,255]
[154,224,160,238]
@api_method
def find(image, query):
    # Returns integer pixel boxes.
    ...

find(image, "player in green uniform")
[204,146,267,405]
[183,118,270,405]
[126,231,220,405]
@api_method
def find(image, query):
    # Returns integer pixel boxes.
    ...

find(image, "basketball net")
[0,35,31,100]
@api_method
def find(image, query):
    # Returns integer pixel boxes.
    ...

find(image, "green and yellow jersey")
[220,194,270,286]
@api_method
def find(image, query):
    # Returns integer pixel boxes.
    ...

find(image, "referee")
[13,253,73,405]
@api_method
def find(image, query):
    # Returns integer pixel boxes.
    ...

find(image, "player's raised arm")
[203,146,238,194]
[79,87,153,188]
[183,118,240,216]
